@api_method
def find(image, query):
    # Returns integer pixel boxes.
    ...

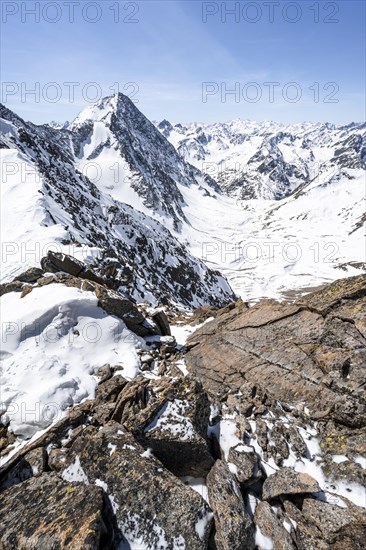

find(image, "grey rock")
[262,468,320,500]
[0,473,116,549]
[57,423,213,549]
[254,501,295,550]
[301,497,366,549]
[207,459,254,550]
[227,445,260,486]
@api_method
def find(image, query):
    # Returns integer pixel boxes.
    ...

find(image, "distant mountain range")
[156,118,366,201]
[1,95,365,305]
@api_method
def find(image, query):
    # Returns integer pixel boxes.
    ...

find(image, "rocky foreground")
[0,259,365,549]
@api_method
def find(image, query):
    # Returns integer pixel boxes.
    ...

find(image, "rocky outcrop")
[0,367,214,548]
[1,259,165,337]
[95,375,215,477]
[186,274,366,428]
[52,423,213,549]
[0,474,116,549]
[0,275,365,548]
[184,275,366,546]
[0,447,47,491]
[300,497,366,548]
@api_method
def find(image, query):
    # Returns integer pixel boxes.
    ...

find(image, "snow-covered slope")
[1,97,365,305]
[157,119,366,201]
[0,284,145,438]
[152,117,366,300]
[0,102,235,308]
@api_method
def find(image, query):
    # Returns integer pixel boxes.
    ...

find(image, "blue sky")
[1,0,365,124]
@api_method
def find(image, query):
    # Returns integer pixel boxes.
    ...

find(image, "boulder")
[54,423,213,549]
[41,251,85,276]
[282,499,329,550]
[0,473,116,548]
[0,447,47,491]
[301,497,366,549]
[0,401,93,486]
[93,284,153,336]
[227,445,259,486]
[253,501,295,550]
[206,459,254,550]
[142,378,213,476]
[14,267,43,283]
[0,280,23,296]
[262,468,321,500]
[114,376,214,477]
[152,309,171,336]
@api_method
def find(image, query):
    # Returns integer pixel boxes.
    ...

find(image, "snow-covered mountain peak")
[1,98,365,305]
[69,93,133,129]
[156,117,366,201]
[0,101,236,308]
[67,93,220,232]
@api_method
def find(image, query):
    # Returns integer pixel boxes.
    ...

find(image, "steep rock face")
[0,103,235,308]
[69,93,219,230]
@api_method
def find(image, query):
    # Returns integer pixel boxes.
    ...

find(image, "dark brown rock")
[152,309,171,335]
[282,496,366,550]
[94,374,128,405]
[40,251,106,288]
[0,401,93,488]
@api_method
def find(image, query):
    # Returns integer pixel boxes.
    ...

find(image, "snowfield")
[175,165,365,301]
[0,284,144,439]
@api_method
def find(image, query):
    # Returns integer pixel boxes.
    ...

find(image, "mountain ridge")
[1,95,365,304]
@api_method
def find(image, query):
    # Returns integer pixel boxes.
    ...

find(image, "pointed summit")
[69,93,218,230]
